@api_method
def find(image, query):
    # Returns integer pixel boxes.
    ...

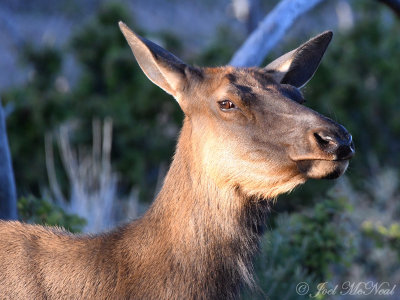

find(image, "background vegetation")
[1,0,399,298]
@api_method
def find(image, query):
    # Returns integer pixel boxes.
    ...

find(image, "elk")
[0,22,354,299]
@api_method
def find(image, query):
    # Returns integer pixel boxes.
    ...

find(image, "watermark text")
[295,281,396,297]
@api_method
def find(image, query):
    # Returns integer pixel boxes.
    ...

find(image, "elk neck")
[124,117,270,295]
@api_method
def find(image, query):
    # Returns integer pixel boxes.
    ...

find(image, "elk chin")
[296,159,349,179]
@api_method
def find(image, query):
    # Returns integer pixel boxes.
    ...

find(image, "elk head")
[119,22,354,200]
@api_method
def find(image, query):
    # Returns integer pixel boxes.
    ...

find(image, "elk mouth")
[294,158,350,179]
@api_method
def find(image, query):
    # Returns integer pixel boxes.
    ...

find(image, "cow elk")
[0,22,354,299]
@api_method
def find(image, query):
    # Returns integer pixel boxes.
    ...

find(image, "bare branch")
[230,0,325,67]
[46,119,141,233]
[45,132,66,205]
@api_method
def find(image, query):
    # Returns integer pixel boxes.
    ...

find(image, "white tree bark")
[0,99,17,220]
[230,0,326,67]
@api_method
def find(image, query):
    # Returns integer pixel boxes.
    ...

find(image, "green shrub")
[363,221,400,259]
[244,192,355,299]
[18,195,86,233]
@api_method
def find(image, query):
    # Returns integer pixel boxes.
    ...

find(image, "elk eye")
[218,100,236,111]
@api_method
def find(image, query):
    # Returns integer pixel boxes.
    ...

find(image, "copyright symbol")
[296,282,309,295]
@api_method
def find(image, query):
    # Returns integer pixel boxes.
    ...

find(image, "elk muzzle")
[312,126,355,161]
[290,120,355,179]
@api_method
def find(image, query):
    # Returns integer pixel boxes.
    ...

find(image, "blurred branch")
[0,98,17,220]
[50,120,117,232]
[231,0,262,34]
[246,0,262,34]
[45,119,140,233]
[45,132,66,204]
[230,0,325,67]
[376,0,400,17]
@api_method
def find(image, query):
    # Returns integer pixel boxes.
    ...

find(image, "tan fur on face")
[192,119,306,200]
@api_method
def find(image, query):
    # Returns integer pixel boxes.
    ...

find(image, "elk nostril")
[313,132,334,147]
[312,130,354,160]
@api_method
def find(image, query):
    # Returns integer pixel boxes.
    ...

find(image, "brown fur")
[0,122,270,299]
[0,27,353,299]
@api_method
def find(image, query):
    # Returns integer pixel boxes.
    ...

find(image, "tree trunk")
[230,0,325,67]
[0,99,17,220]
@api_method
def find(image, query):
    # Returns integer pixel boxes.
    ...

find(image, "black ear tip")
[307,31,333,49]
[325,30,333,39]
[319,30,333,41]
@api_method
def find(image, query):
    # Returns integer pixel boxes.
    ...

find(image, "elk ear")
[119,21,188,100]
[265,31,333,88]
